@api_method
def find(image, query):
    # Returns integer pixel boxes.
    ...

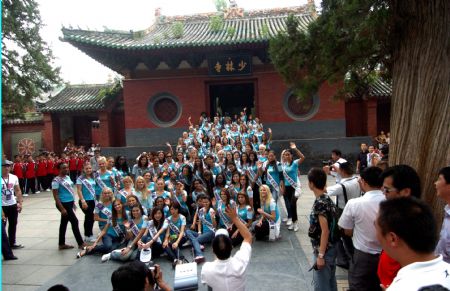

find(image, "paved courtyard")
[2,176,348,291]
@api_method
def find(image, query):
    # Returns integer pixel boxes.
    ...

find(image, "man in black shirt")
[356,143,369,174]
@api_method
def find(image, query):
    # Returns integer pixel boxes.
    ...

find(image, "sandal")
[76,247,87,259]
[59,244,74,250]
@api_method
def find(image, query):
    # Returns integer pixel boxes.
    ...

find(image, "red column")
[43,113,60,152]
[91,112,112,147]
[366,98,378,137]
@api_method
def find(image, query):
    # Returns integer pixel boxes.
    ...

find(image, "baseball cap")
[140,248,152,263]
[215,229,229,238]
[2,160,13,166]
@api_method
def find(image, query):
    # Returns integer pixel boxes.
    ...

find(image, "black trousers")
[25,178,36,194]
[252,184,261,212]
[2,204,18,245]
[348,249,381,291]
[37,176,46,191]
[284,186,298,222]
[46,174,54,190]
[79,199,95,237]
[69,171,77,184]
[2,221,15,259]
[229,224,244,246]
[18,178,25,194]
[58,201,83,246]
[254,219,269,240]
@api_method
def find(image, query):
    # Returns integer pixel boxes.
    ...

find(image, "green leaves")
[171,21,184,39]
[209,15,224,33]
[2,0,61,118]
[269,0,391,100]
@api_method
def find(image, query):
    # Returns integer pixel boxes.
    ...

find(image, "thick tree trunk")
[390,0,450,222]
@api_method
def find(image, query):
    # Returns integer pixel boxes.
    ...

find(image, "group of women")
[52,109,305,268]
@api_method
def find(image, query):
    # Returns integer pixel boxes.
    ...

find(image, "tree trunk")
[390,0,450,222]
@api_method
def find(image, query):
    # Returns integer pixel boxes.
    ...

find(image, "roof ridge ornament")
[224,0,244,19]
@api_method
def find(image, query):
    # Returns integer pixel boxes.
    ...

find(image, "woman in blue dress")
[231,192,253,246]
[76,163,97,243]
[138,206,168,260]
[163,201,187,268]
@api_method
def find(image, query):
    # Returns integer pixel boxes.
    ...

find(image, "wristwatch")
[318,253,325,259]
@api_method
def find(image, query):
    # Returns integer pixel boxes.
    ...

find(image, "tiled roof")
[61,6,314,50]
[2,112,43,125]
[39,84,119,113]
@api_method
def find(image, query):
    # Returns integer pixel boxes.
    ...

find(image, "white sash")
[248,166,262,186]
[217,201,232,229]
[266,167,280,192]
[199,208,215,232]
[129,220,141,237]
[54,176,77,200]
[110,219,125,238]
[147,220,162,244]
[94,171,108,190]
[282,165,300,191]
[79,175,96,200]
[96,202,112,220]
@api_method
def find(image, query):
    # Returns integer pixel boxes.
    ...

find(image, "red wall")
[123,68,345,129]
[2,122,44,158]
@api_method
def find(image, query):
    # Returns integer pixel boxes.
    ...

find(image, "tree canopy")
[269,0,391,99]
[2,0,61,118]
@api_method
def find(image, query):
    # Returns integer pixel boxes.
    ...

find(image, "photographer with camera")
[323,149,347,183]
[111,261,170,291]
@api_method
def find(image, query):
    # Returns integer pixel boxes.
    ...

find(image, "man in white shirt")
[375,197,450,290]
[339,166,385,291]
[323,149,347,183]
[201,205,252,291]
[2,159,24,250]
[327,162,360,269]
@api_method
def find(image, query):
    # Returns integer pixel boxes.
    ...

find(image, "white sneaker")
[293,222,299,232]
[101,253,111,262]
[282,218,288,223]
[23,193,29,197]
[36,191,41,194]
[286,218,293,226]
[288,224,294,230]
[89,235,96,242]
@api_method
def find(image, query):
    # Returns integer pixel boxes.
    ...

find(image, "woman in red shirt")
[46,154,55,191]
[12,155,25,194]
[36,155,47,192]
[24,155,37,194]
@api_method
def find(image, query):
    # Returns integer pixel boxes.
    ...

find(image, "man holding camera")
[323,149,347,183]
[111,261,171,291]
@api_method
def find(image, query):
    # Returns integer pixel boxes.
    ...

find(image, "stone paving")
[2,176,348,291]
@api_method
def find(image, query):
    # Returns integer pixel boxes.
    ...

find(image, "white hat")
[140,248,152,263]
[215,229,229,238]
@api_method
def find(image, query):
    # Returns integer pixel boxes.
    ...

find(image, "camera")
[322,160,333,167]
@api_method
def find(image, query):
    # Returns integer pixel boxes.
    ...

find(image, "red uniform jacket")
[25,161,36,179]
[36,161,47,177]
[46,159,54,175]
[76,158,84,171]
[68,158,78,171]
[12,162,24,179]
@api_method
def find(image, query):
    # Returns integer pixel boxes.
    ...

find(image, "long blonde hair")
[259,184,273,208]
[135,176,149,200]
[100,187,114,204]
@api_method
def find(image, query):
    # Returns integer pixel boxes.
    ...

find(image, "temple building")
[2,4,391,162]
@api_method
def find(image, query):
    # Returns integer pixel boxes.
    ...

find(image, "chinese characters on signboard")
[208,54,252,76]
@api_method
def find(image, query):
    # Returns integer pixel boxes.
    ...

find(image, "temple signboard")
[207,54,252,76]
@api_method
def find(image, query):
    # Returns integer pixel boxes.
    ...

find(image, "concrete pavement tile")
[2,284,41,291]
[2,265,42,284]
[16,266,69,285]
[2,250,43,265]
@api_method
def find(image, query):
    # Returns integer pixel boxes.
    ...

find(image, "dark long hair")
[115,156,129,173]
[151,206,165,230]
[112,200,127,226]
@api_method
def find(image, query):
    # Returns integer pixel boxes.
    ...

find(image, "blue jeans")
[186,229,215,257]
[90,234,122,255]
[312,245,338,291]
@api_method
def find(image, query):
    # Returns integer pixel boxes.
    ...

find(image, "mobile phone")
[308,263,318,271]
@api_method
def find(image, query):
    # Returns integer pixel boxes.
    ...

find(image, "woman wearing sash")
[216,188,235,230]
[173,181,189,219]
[94,187,114,231]
[76,163,97,243]
[201,170,215,197]
[125,194,140,216]
[186,195,216,263]
[247,151,261,211]
[253,185,281,241]
[231,192,253,246]
[77,199,128,258]
[52,162,85,250]
[212,173,226,205]
[142,171,155,193]
[281,143,305,232]
[153,178,171,201]
[260,150,284,204]
[134,176,152,214]
[162,201,187,269]
[120,176,135,197]
[105,204,147,262]
[94,157,116,201]
[131,155,149,181]
[114,156,130,181]
[192,157,205,182]
[229,172,241,201]
[107,156,122,190]
[138,206,168,259]
[190,179,207,207]
[155,196,170,218]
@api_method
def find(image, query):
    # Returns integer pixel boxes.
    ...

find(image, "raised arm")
[290,142,305,166]
[226,205,252,244]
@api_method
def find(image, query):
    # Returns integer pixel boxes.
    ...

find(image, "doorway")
[209,83,255,118]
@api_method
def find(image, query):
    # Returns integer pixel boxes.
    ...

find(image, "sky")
[37,0,312,84]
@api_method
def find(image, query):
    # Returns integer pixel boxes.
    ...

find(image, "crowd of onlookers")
[2,110,449,291]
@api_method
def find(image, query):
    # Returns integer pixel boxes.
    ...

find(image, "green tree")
[2,0,61,118]
[214,0,227,12]
[270,0,450,220]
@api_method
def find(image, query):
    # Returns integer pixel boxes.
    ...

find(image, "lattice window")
[283,90,320,121]
[147,93,182,127]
